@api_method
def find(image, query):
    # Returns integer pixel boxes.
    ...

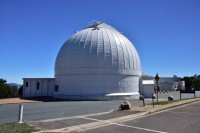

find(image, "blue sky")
[1,0,200,84]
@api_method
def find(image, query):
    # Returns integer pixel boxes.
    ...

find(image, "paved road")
[0,91,199,124]
[80,101,200,133]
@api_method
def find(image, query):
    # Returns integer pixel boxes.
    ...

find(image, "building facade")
[23,78,55,97]
[23,22,185,99]
[139,75,184,98]
[23,22,142,100]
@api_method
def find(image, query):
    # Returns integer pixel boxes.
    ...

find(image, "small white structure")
[178,81,185,91]
[23,78,55,97]
[159,81,178,91]
[139,80,155,98]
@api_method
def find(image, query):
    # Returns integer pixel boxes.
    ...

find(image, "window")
[26,82,29,87]
[55,85,59,92]
[37,82,40,90]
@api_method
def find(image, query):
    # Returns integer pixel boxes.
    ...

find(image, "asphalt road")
[0,91,199,124]
[80,101,200,133]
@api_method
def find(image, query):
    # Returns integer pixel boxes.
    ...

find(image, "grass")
[0,122,39,133]
[151,100,178,105]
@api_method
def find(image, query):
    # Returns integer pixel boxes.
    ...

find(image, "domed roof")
[55,22,141,76]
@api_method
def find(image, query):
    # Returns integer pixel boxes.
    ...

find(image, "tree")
[18,85,23,97]
[181,74,200,91]
[0,78,20,98]
[182,76,194,88]
[0,79,10,98]
[8,85,18,98]
[192,78,200,90]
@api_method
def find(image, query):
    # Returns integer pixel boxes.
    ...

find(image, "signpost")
[152,93,156,107]
[154,73,160,103]
[140,95,145,106]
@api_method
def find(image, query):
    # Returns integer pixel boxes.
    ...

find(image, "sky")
[0,0,200,84]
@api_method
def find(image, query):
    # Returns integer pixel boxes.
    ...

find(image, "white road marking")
[114,123,168,133]
[30,110,114,122]
[80,117,168,133]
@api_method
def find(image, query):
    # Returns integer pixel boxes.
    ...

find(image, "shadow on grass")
[20,96,106,102]
[20,96,65,102]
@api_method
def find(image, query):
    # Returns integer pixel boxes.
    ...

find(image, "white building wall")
[178,81,185,91]
[48,79,55,96]
[54,23,142,100]
[30,80,36,97]
[23,79,31,97]
[35,80,41,97]
[41,80,47,96]
[54,75,140,100]
[23,78,55,98]
[139,80,155,98]
[158,82,178,91]
[140,76,182,95]
[141,84,155,98]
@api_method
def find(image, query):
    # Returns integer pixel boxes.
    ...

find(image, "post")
[18,104,23,123]
[156,89,158,103]
[152,98,154,107]
[140,95,145,107]
[143,99,145,107]
[194,91,196,98]
[180,91,181,100]
[152,93,154,107]
[154,73,160,103]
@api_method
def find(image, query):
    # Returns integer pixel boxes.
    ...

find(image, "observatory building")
[23,22,184,100]
[23,22,142,100]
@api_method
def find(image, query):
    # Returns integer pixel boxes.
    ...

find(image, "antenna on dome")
[88,22,93,26]
[88,20,98,26]
[86,20,106,29]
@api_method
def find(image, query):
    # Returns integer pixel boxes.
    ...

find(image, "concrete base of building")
[53,93,140,101]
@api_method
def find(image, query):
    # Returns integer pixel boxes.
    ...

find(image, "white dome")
[54,22,142,100]
[55,22,141,76]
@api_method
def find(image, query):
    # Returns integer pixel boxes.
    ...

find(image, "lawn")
[0,122,39,133]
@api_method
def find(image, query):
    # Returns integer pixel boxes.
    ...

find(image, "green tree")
[0,78,7,87]
[0,79,10,98]
[181,74,200,90]
[192,78,200,90]
[181,76,194,87]
[0,78,20,98]
[18,85,23,97]
[8,85,18,98]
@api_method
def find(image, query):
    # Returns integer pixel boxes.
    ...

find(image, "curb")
[146,99,200,115]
